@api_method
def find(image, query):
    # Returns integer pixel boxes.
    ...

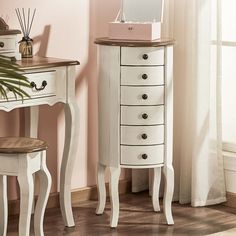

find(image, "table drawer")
[0,36,17,52]
[121,86,164,106]
[121,105,164,125]
[121,66,164,86]
[121,145,164,166]
[121,125,164,145]
[121,47,164,66]
[24,70,57,98]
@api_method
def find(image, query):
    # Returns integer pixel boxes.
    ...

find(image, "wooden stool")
[0,137,52,236]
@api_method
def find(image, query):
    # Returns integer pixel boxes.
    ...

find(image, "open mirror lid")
[120,0,164,23]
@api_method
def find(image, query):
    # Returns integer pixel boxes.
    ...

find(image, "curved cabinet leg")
[163,165,174,225]
[17,157,34,236]
[34,151,52,236]
[96,163,106,215]
[152,167,161,212]
[0,175,7,236]
[109,167,121,228]
[60,102,79,227]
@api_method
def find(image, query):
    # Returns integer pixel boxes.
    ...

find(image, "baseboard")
[224,192,236,208]
[8,179,131,216]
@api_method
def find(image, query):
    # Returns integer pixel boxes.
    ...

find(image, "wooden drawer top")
[95,37,175,47]
[16,56,80,70]
[0,137,47,153]
[0,29,21,36]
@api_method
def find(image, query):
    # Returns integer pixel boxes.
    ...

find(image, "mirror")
[122,0,164,22]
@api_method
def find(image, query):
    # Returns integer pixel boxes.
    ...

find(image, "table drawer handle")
[141,133,148,139]
[0,42,4,48]
[142,154,148,159]
[142,54,148,60]
[30,80,47,91]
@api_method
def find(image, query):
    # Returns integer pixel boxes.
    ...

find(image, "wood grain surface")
[0,137,47,153]
[7,191,236,236]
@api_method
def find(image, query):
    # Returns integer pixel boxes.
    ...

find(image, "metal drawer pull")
[142,74,148,80]
[141,133,148,139]
[142,154,148,160]
[0,42,4,48]
[142,94,148,100]
[30,80,47,91]
[142,113,148,119]
[142,54,148,60]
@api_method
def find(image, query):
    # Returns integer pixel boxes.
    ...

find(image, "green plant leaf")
[0,55,31,100]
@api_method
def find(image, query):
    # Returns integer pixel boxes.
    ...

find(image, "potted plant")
[0,55,31,100]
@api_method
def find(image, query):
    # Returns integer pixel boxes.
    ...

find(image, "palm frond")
[0,55,31,100]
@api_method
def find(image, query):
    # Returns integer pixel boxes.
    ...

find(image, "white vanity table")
[95,38,174,227]
[0,56,79,227]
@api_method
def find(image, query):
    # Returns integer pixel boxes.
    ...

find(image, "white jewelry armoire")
[95,38,174,228]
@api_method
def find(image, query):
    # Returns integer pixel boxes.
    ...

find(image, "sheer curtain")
[132,0,226,206]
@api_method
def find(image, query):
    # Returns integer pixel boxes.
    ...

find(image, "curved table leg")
[109,167,121,228]
[163,165,174,225]
[60,101,79,227]
[24,106,39,138]
[152,167,161,212]
[18,156,34,236]
[96,163,106,215]
[34,151,52,236]
[24,106,39,213]
[0,175,7,236]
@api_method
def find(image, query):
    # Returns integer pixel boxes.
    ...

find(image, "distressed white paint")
[96,44,174,227]
[0,150,51,235]
[0,63,79,227]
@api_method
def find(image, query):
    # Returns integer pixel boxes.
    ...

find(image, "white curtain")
[132,0,226,206]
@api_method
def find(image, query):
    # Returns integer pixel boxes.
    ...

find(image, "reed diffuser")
[15,8,36,58]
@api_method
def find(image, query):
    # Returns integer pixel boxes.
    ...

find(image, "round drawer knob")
[142,54,149,60]
[0,42,4,48]
[142,113,148,119]
[142,154,148,160]
[141,133,148,139]
[142,94,148,100]
[142,74,148,80]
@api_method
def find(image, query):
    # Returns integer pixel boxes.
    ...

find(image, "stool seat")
[0,137,47,154]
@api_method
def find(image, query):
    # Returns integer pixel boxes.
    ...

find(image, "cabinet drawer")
[121,86,164,105]
[121,145,164,165]
[0,37,17,52]
[121,47,164,66]
[121,105,164,125]
[121,66,164,86]
[121,125,164,145]
[24,71,57,98]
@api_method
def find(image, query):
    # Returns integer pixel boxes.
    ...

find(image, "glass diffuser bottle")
[16,8,36,58]
[19,36,33,58]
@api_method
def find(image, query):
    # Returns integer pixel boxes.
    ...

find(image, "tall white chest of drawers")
[95,38,174,228]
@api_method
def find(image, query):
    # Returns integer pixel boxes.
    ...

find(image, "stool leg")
[17,157,34,236]
[96,163,106,215]
[0,175,7,236]
[34,151,52,236]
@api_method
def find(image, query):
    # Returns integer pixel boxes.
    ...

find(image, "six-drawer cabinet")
[95,38,174,228]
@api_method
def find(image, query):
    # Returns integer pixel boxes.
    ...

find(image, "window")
[219,0,236,152]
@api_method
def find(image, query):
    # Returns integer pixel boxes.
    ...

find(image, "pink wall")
[1,0,130,200]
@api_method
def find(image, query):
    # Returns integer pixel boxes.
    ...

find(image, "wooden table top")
[17,56,80,70]
[0,137,47,154]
